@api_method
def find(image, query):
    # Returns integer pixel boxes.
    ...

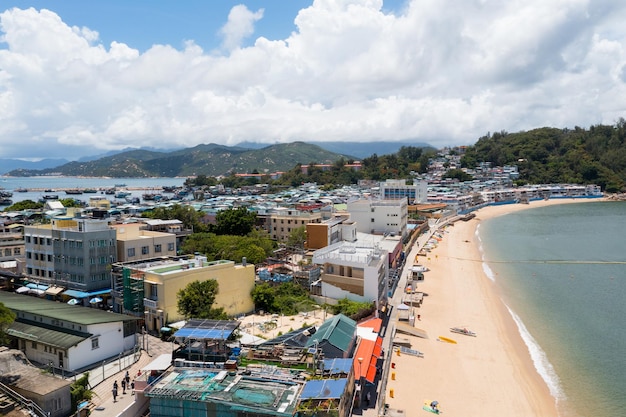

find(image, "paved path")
[88,334,175,416]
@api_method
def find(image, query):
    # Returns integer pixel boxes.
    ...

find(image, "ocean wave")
[505,304,566,403]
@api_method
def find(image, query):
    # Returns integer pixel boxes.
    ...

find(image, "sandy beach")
[385,199,605,417]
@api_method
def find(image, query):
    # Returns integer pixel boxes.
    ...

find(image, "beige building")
[112,223,177,262]
[265,207,323,242]
[112,255,255,332]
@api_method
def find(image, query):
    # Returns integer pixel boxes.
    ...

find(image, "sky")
[1,0,626,160]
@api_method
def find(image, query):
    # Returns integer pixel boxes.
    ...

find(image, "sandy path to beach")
[385,199,603,417]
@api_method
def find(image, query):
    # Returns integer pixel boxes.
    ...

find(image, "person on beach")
[430,400,440,413]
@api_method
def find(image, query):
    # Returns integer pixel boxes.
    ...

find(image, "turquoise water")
[479,201,626,417]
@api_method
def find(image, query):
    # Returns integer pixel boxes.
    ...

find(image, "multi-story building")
[261,207,323,242]
[380,179,428,204]
[306,215,355,250]
[23,217,117,293]
[111,223,177,262]
[312,241,388,307]
[111,254,255,332]
[346,198,408,239]
[0,223,24,262]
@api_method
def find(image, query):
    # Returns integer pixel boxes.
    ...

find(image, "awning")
[45,286,65,296]
[142,353,172,371]
[86,289,111,296]
[353,336,384,384]
[63,289,90,299]
[15,287,30,294]
[26,283,48,291]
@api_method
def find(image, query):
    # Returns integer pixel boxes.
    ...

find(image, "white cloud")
[0,1,626,159]
[219,5,264,52]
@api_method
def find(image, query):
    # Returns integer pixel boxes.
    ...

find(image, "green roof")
[306,314,356,352]
[7,321,89,349]
[0,292,139,325]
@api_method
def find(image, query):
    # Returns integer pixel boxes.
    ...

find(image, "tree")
[70,372,93,413]
[4,199,43,212]
[177,280,227,319]
[287,226,307,250]
[215,207,256,236]
[250,283,276,313]
[142,204,207,232]
[0,302,16,346]
[59,198,83,208]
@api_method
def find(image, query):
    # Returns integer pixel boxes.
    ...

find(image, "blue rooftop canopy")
[300,379,347,400]
[173,319,239,341]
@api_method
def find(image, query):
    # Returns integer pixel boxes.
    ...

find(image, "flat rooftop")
[146,368,302,416]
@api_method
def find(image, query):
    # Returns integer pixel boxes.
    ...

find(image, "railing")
[143,298,157,309]
[0,381,48,417]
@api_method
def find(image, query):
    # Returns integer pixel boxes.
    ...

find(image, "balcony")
[143,298,158,309]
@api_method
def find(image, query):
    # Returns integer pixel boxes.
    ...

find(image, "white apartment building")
[312,241,388,307]
[379,179,428,204]
[346,198,408,238]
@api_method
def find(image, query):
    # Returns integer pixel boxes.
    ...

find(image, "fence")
[86,345,142,389]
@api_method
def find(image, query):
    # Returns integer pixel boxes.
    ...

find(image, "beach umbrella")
[89,297,103,304]
[67,299,79,305]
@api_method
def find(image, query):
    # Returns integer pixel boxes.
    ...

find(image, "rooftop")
[146,368,302,416]
[0,291,139,325]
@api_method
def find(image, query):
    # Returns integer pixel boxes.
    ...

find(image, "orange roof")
[353,336,383,383]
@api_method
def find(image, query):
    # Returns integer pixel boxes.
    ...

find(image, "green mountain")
[460,123,626,192]
[6,142,353,178]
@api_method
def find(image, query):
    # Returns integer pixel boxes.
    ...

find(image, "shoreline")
[384,198,606,417]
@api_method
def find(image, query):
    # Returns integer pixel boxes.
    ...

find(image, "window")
[141,246,149,255]
[127,248,136,257]
[25,236,31,243]
[91,337,99,350]
[154,244,162,253]
[371,218,375,222]
[167,243,175,251]
[31,341,37,349]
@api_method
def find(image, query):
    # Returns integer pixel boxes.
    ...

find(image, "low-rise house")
[0,292,139,373]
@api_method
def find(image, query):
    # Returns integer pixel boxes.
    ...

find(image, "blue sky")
[1,0,625,160]
[16,1,323,52]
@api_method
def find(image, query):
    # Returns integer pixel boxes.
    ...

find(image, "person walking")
[121,378,127,394]
[130,379,135,394]
[112,381,118,402]
[125,370,130,386]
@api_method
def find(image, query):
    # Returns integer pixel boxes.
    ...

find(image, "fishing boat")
[450,327,477,337]
[42,194,59,200]
[65,189,83,195]
[14,187,28,192]
[115,191,131,198]
[83,188,98,193]
[0,198,12,206]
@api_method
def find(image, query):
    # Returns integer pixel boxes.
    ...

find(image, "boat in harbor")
[83,188,98,193]
[0,198,12,206]
[14,187,28,192]
[450,327,477,337]
[65,189,83,195]
[41,194,59,200]
[115,190,132,198]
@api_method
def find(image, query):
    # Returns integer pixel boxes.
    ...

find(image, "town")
[0,150,606,417]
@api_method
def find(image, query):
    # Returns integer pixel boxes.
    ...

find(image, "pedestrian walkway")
[88,334,174,416]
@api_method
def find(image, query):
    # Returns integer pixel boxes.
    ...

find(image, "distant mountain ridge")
[0,158,70,175]
[5,142,356,178]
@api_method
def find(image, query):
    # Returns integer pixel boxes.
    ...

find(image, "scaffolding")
[123,267,144,313]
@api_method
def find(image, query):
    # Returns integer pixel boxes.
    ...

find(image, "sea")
[0,176,186,206]
[478,201,625,417]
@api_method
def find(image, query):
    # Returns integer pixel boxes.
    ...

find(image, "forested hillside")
[460,121,626,192]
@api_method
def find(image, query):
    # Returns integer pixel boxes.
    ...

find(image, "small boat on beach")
[437,336,457,344]
[450,327,477,337]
